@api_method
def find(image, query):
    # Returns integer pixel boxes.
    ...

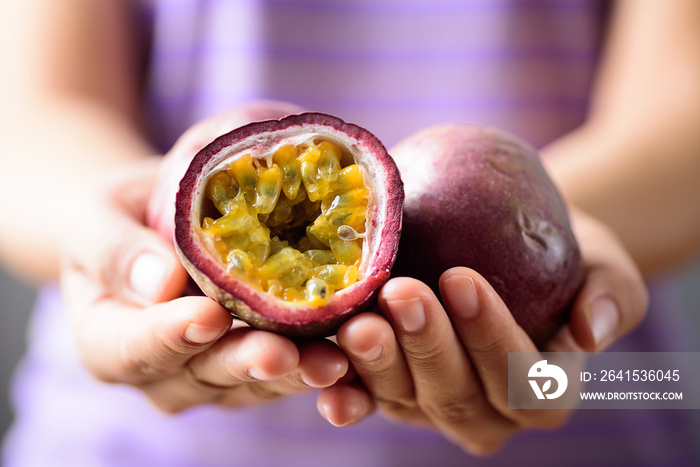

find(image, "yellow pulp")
[200,140,369,306]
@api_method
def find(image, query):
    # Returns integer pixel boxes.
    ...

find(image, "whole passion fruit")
[392,124,583,346]
[172,112,404,338]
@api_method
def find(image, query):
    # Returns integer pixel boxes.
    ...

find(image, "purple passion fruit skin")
[391,124,583,347]
[147,101,304,240]
[175,112,404,338]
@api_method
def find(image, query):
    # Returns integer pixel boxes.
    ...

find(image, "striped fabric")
[3,1,699,466]
[142,0,605,151]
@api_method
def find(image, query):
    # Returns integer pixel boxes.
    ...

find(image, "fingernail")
[317,403,334,425]
[318,403,348,427]
[589,297,619,349]
[301,373,325,388]
[386,297,425,333]
[129,251,170,304]
[442,275,479,320]
[354,345,383,362]
[184,323,225,344]
[248,366,276,381]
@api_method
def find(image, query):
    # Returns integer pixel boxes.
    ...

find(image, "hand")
[61,114,347,413]
[316,208,648,455]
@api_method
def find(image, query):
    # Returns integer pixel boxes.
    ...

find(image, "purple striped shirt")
[4,1,699,466]
[142,0,604,150]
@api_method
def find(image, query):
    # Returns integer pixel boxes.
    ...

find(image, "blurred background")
[1,260,700,439]
[674,261,700,330]
[0,266,35,440]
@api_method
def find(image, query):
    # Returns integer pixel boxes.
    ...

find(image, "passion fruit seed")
[199,140,369,306]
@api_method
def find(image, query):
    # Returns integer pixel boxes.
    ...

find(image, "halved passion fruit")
[175,113,404,338]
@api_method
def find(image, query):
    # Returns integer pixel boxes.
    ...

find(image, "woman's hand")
[60,157,348,413]
[317,208,648,455]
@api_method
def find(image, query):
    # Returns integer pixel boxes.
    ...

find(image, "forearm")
[543,0,700,277]
[543,117,700,277]
[0,98,154,283]
[0,0,149,284]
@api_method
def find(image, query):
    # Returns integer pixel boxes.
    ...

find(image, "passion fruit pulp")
[175,113,404,338]
[199,141,367,304]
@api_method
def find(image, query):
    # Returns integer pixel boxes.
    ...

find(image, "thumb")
[564,212,648,352]
[60,161,235,384]
[124,245,189,306]
[64,208,189,307]
[62,162,189,306]
[69,291,233,385]
[62,222,233,383]
[109,296,233,385]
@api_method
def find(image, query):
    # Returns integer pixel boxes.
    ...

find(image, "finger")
[155,334,347,412]
[336,313,422,424]
[62,160,189,307]
[138,326,302,412]
[317,381,376,427]
[567,213,649,351]
[213,338,349,408]
[380,277,517,455]
[64,282,233,384]
[213,337,349,400]
[439,268,570,430]
[187,327,300,387]
[296,339,349,388]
